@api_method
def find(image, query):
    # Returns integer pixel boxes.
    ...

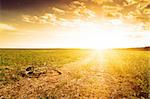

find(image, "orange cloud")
[22,0,150,30]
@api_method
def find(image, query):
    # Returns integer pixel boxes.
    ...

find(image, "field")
[0,49,149,98]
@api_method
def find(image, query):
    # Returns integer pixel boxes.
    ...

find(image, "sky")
[0,0,150,48]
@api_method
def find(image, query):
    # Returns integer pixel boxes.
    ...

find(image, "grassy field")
[0,49,149,98]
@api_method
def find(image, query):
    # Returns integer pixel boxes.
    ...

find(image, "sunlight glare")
[55,19,134,49]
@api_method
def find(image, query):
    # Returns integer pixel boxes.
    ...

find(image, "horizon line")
[0,46,149,50]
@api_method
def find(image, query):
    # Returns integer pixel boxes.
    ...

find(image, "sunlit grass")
[0,49,149,98]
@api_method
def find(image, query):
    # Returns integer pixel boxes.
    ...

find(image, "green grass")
[0,49,92,84]
[0,49,92,67]
[0,49,149,98]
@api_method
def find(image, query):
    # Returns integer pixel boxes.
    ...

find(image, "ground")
[0,49,149,98]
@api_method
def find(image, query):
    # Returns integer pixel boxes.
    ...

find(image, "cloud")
[93,0,150,24]
[22,15,35,23]
[92,0,113,5]
[52,7,65,14]
[69,1,96,19]
[0,23,16,31]
[22,13,57,24]
[72,5,96,18]
[21,0,150,30]
[22,0,97,24]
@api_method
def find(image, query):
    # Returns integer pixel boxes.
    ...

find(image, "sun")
[55,19,130,49]
[32,19,143,49]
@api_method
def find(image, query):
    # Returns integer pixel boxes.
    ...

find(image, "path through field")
[0,50,149,98]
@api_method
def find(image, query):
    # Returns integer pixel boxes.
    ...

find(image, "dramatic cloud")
[1,0,150,48]
[22,0,97,27]
[21,0,150,30]
[93,0,150,25]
